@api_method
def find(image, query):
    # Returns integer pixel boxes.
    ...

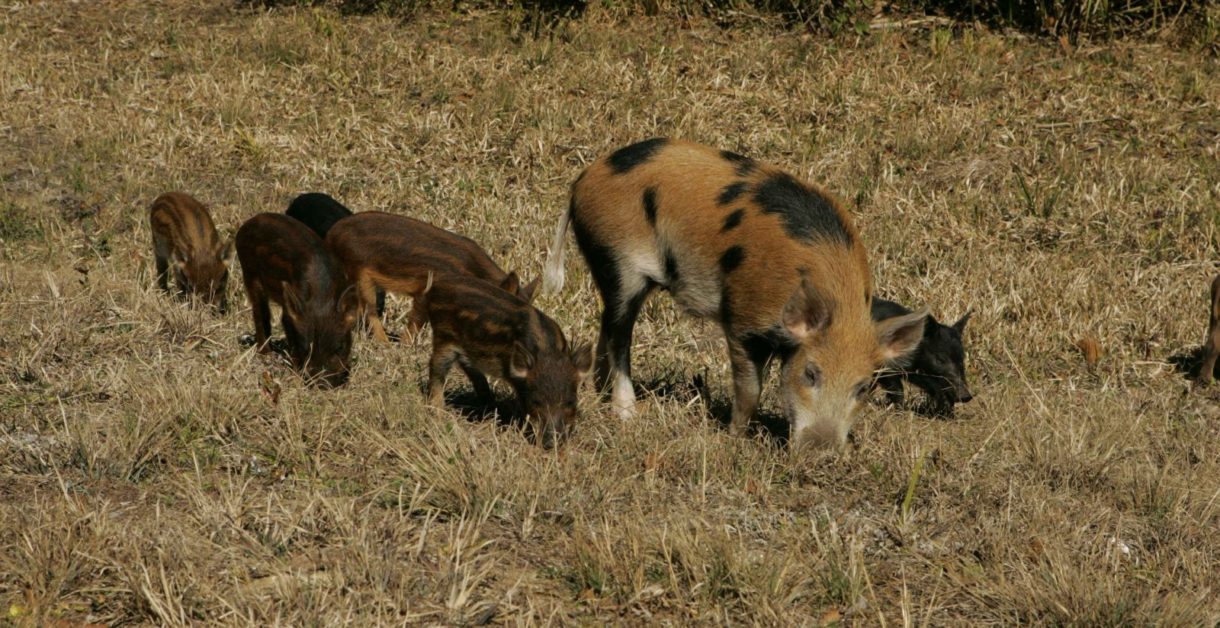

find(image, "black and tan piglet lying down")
[544,138,927,448]
[417,274,592,449]
[236,213,360,388]
[871,297,972,413]
[149,192,234,312]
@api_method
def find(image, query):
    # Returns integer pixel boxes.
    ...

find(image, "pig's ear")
[570,342,593,379]
[782,278,832,341]
[953,310,972,333]
[500,272,521,295]
[282,281,304,323]
[509,342,534,380]
[876,309,927,367]
[519,276,541,304]
[338,285,360,325]
[218,238,236,267]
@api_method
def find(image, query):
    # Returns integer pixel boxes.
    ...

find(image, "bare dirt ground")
[1,1,1218,624]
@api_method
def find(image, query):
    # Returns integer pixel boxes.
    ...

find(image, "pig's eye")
[803,364,820,387]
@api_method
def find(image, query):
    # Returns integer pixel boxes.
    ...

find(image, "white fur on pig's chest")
[622,238,722,319]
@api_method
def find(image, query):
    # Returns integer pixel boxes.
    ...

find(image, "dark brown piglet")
[236,213,360,388]
[326,211,539,342]
[1198,274,1220,386]
[149,192,234,312]
[418,274,592,449]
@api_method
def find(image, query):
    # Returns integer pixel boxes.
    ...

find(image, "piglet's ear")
[509,342,534,380]
[570,342,593,380]
[519,276,541,304]
[782,278,832,341]
[218,238,236,267]
[953,310,972,333]
[876,309,927,367]
[282,281,304,323]
[338,285,360,325]
[500,272,521,295]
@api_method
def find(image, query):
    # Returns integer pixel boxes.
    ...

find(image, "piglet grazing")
[871,297,972,412]
[149,192,234,312]
[418,274,592,449]
[236,213,360,388]
[326,211,539,342]
[1197,274,1220,386]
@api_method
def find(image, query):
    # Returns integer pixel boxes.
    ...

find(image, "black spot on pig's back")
[754,173,852,246]
[607,138,668,175]
[720,150,756,177]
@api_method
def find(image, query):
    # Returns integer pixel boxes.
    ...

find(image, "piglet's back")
[236,213,340,288]
[423,276,533,343]
[150,192,222,255]
[326,211,506,282]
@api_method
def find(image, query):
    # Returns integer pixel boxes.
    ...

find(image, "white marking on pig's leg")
[599,276,654,421]
[612,371,636,419]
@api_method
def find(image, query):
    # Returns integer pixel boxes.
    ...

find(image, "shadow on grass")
[634,372,791,448]
[239,334,292,359]
[1168,345,1213,381]
[440,388,522,430]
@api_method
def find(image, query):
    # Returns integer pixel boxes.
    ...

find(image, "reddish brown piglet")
[1198,274,1220,386]
[418,274,592,449]
[325,212,539,342]
[149,192,234,312]
[236,213,360,388]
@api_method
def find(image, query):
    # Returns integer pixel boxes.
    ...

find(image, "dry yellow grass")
[1,1,1218,625]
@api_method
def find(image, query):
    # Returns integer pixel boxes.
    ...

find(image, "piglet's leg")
[358,274,391,343]
[154,251,170,293]
[405,303,428,339]
[726,339,765,437]
[458,362,493,405]
[427,344,460,407]
[1201,276,1220,386]
[1200,328,1220,386]
[247,284,272,351]
[878,374,905,406]
[596,287,653,419]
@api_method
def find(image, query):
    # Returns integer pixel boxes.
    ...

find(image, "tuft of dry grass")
[1,1,1218,624]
